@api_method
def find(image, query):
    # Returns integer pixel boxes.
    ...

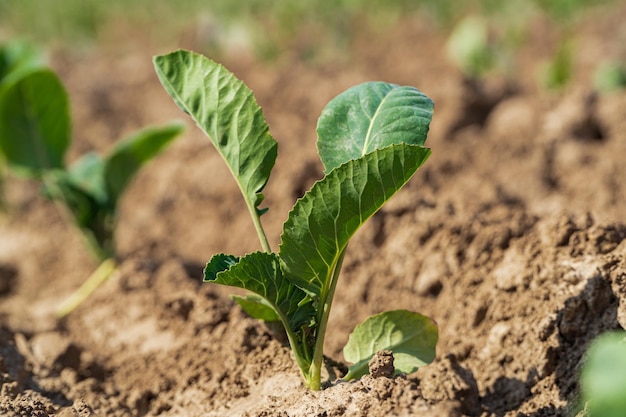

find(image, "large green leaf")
[279,144,431,297]
[317,82,433,174]
[104,122,184,204]
[0,69,70,175]
[204,252,314,332]
[343,310,438,380]
[153,50,277,216]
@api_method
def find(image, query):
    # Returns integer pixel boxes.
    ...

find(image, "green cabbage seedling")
[154,49,438,390]
[0,62,184,317]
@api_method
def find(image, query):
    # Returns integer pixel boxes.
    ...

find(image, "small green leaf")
[204,253,240,280]
[232,294,280,322]
[104,122,184,204]
[43,167,114,259]
[204,252,314,332]
[67,152,108,205]
[280,144,431,297]
[317,82,433,174]
[0,69,70,175]
[581,331,626,417]
[44,168,103,230]
[153,50,277,216]
[343,310,438,380]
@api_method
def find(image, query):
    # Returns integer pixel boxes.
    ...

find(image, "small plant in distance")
[446,15,497,79]
[154,50,438,390]
[593,61,626,93]
[0,51,184,317]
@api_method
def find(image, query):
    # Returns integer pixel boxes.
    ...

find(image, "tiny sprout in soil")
[154,49,438,390]
[0,40,184,317]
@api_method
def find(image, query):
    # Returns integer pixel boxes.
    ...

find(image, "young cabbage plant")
[154,49,438,390]
[0,64,184,317]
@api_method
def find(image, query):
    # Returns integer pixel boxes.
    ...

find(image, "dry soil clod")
[368,350,395,379]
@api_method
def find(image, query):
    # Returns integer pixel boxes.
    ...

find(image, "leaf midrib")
[361,89,392,156]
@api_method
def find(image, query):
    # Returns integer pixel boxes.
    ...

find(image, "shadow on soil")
[481,273,620,417]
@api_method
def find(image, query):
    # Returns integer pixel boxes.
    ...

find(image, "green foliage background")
[0,0,618,57]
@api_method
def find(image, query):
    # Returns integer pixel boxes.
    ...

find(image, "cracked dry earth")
[1,7,626,417]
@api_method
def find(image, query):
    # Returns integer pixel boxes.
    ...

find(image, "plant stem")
[81,227,112,261]
[249,205,272,253]
[307,248,347,390]
[57,258,117,318]
[282,315,313,381]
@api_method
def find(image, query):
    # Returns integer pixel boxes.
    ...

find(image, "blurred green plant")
[541,37,574,90]
[580,331,626,417]
[446,15,496,79]
[444,1,539,81]
[532,0,614,22]
[0,0,214,46]
[532,0,616,91]
[0,43,184,316]
[593,61,626,93]
[0,0,622,65]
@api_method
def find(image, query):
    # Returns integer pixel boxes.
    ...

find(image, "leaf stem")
[283,318,313,381]
[262,296,313,382]
[342,362,365,381]
[307,248,347,390]
[248,203,272,253]
[57,258,117,318]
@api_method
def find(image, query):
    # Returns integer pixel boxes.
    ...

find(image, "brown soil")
[1,6,626,417]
